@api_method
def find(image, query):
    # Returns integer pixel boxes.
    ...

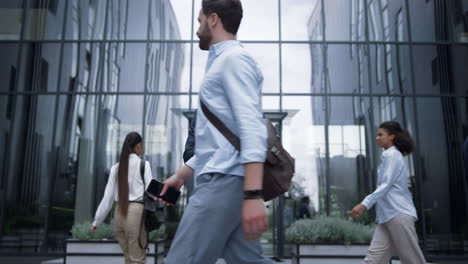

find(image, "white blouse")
[361,146,417,224]
[92,154,153,226]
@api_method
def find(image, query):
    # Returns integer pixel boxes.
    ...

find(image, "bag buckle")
[271,146,280,156]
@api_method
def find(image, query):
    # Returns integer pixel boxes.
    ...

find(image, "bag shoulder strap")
[138,159,150,251]
[140,159,146,189]
[200,100,241,151]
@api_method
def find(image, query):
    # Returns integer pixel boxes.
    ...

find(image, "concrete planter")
[65,239,165,264]
[291,244,369,264]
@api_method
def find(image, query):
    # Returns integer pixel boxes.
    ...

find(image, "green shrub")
[71,222,114,240]
[149,224,166,241]
[285,215,374,245]
[71,221,166,241]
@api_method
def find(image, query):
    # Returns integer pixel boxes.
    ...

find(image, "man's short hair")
[202,0,243,35]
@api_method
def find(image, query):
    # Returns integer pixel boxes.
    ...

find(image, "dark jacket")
[464,137,468,188]
[183,117,196,163]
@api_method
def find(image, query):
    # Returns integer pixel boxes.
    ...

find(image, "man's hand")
[158,165,193,205]
[242,199,269,241]
[348,203,366,218]
[90,225,96,232]
[158,174,185,206]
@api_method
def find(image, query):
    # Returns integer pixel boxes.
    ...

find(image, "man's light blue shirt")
[362,146,418,224]
[186,40,267,179]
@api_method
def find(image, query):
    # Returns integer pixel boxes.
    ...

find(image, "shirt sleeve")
[144,161,153,190]
[92,165,117,226]
[185,154,198,171]
[361,152,404,209]
[222,52,267,164]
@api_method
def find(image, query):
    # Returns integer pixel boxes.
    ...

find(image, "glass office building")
[0,0,467,261]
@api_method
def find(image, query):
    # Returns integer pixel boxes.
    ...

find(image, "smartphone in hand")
[146,179,181,204]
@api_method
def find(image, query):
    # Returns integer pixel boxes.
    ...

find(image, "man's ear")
[209,13,219,28]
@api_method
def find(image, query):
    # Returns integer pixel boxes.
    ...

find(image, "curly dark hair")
[379,121,415,156]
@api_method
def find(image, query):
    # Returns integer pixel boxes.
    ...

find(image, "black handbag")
[138,159,162,249]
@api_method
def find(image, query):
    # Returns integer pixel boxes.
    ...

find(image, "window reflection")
[312,45,370,94]
[416,97,467,253]
[282,44,311,93]
[193,0,279,41]
[282,96,323,214]
[1,0,468,258]
[282,0,319,40]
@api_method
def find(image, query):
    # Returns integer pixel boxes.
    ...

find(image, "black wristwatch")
[243,190,264,200]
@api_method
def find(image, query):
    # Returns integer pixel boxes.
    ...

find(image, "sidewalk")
[216,259,290,264]
[5,256,467,263]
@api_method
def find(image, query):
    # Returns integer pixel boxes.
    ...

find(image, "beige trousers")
[365,213,426,264]
[114,202,147,264]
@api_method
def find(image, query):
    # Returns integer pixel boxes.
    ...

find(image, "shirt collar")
[386,146,396,151]
[209,40,240,57]
[382,145,396,156]
[129,153,140,159]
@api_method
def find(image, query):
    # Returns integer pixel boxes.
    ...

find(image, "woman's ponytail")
[117,132,142,216]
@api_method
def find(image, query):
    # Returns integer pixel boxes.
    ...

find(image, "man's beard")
[198,25,212,51]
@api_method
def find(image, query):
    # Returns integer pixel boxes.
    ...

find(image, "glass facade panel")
[366,0,409,42]
[21,0,66,41]
[143,95,186,181]
[367,44,412,94]
[1,0,467,260]
[0,1,23,41]
[262,96,280,111]
[453,1,468,43]
[415,97,467,253]
[326,96,371,217]
[0,44,19,93]
[192,43,280,93]
[168,0,193,40]
[243,44,280,94]
[281,0,320,41]
[306,0,367,42]
[193,0,279,41]
[282,95,326,255]
[327,45,370,94]
[407,0,438,42]
[5,0,187,41]
[282,44,311,93]
[191,46,208,93]
[325,0,366,41]
[412,45,468,95]
[451,45,468,95]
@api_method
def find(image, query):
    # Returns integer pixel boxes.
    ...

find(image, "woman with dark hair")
[349,121,426,263]
[91,132,152,264]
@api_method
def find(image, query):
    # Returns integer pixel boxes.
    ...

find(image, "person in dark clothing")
[464,137,468,189]
[298,196,311,219]
[183,116,196,163]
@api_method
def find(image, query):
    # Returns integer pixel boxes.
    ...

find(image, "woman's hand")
[90,225,97,232]
[348,204,366,218]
